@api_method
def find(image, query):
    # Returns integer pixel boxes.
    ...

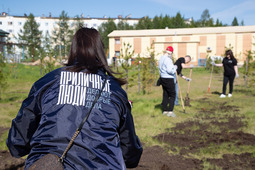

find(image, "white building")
[0,13,140,43]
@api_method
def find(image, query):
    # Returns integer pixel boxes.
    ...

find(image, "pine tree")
[135,16,153,29]
[117,19,134,30]
[98,19,117,53]
[215,19,223,26]
[173,12,186,28]
[18,13,42,62]
[52,10,72,62]
[161,15,172,28]
[198,9,214,27]
[232,17,239,26]
[153,15,162,29]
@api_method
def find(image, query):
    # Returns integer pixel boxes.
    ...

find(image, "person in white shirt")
[158,46,177,117]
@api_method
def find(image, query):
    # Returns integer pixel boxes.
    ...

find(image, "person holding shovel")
[158,46,177,117]
[212,49,239,98]
[174,55,192,105]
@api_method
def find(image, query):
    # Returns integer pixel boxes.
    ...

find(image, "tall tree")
[215,19,223,26]
[117,20,134,30]
[199,9,214,27]
[135,16,153,29]
[52,10,72,62]
[232,17,239,26]
[240,20,244,26]
[153,15,162,29]
[98,19,117,52]
[172,12,186,28]
[161,15,172,28]
[18,13,42,61]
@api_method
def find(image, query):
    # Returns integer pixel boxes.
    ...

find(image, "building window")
[115,39,120,44]
[9,29,13,33]
[8,21,13,25]
[93,23,97,27]
[0,21,2,25]
[115,51,120,57]
[18,22,22,25]
[45,22,48,26]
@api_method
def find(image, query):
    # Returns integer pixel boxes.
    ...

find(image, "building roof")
[0,29,9,36]
[108,25,255,37]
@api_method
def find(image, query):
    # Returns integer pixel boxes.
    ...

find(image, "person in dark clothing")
[7,28,143,170]
[174,55,192,105]
[212,49,239,98]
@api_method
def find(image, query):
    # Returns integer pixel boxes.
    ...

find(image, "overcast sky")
[1,0,255,25]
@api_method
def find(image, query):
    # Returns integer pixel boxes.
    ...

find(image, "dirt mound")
[153,98,255,169]
[0,127,25,169]
[0,150,25,170]
[132,146,203,170]
[207,153,255,169]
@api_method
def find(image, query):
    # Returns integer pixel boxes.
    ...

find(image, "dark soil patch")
[0,127,25,170]
[0,150,25,170]
[1,99,255,170]
[153,99,255,169]
[207,153,255,169]
[132,146,203,170]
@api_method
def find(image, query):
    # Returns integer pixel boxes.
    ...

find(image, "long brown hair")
[225,49,235,60]
[66,27,126,85]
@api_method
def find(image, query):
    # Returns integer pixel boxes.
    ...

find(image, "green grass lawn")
[1,64,255,167]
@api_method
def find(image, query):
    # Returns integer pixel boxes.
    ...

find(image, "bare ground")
[1,97,255,170]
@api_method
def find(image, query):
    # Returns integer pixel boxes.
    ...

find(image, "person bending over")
[174,55,192,105]
[7,27,143,170]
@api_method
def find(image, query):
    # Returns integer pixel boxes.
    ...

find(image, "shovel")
[175,72,185,113]
[185,69,192,106]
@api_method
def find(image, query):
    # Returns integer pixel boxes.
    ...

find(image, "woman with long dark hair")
[213,49,239,98]
[7,28,143,169]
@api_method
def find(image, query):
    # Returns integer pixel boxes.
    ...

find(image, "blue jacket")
[158,54,176,79]
[7,67,143,170]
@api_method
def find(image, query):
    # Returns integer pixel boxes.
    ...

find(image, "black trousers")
[222,75,235,94]
[160,78,176,112]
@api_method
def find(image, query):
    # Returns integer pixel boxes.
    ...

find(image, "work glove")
[236,74,239,78]
[185,78,192,82]
[190,64,194,68]
[211,61,215,66]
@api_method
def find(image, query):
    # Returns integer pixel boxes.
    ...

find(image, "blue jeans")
[174,74,179,105]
